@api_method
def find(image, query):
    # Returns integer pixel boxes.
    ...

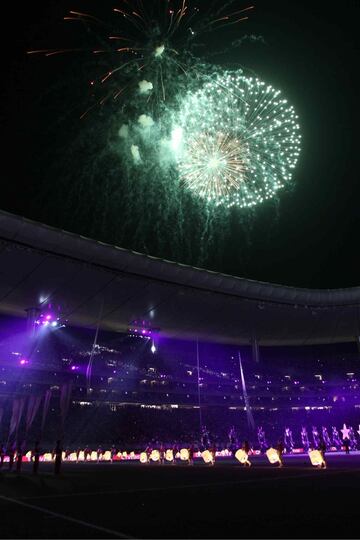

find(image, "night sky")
[2,0,359,289]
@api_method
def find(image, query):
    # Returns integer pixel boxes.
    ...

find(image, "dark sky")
[2,0,359,289]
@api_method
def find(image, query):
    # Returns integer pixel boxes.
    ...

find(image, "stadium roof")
[0,210,359,346]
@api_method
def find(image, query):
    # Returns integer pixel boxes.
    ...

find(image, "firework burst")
[26,1,302,270]
[172,71,301,207]
[28,1,254,116]
[177,131,250,200]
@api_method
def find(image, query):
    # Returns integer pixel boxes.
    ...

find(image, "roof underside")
[0,210,359,346]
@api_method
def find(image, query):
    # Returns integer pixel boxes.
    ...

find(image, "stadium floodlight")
[127,319,160,339]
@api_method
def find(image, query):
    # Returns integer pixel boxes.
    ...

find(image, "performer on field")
[97,445,103,463]
[159,443,165,465]
[172,443,179,465]
[16,442,23,473]
[145,444,152,463]
[110,444,117,463]
[32,441,40,475]
[0,442,5,469]
[343,437,350,454]
[84,445,91,462]
[209,444,216,466]
[188,444,195,465]
[54,440,62,475]
[242,440,252,467]
[276,439,285,467]
[318,437,327,468]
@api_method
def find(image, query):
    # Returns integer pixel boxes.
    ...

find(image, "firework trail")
[28,1,254,116]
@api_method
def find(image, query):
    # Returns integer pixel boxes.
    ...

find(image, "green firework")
[171,71,301,208]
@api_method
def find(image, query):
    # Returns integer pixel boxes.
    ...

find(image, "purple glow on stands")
[0,314,359,450]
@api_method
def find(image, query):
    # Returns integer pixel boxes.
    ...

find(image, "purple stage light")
[35,312,64,329]
[127,319,160,339]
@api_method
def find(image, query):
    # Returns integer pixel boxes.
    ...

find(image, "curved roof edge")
[0,209,359,308]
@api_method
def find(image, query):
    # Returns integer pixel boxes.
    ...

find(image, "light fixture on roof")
[33,306,66,330]
[127,319,160,338]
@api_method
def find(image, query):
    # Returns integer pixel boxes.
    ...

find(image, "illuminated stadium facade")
[0,209,359,448]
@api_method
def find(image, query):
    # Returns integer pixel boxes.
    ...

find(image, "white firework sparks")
[172,71,301,208]
[178,131,250,200]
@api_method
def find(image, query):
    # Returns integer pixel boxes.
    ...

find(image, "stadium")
[1,1,359,538]
[0,210,359,538]
[1,209,360,447]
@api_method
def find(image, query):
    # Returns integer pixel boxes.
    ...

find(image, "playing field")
[0,453,359,538]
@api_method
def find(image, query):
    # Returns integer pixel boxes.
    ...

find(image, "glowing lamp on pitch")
[150,450,160,462]
[235,449,248,464]
[165,449,174,461]
[309,450,325,467]
[140,452,148,464]
[266,448,280,464]
[180,448,190,461]
[201,450,214,464]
